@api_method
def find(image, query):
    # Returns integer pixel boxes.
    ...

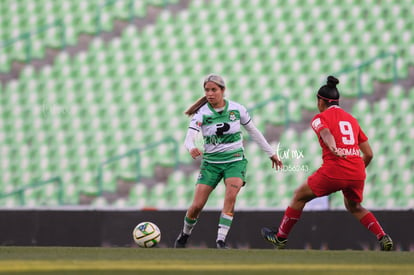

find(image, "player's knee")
[292,189,302,202]
[292,184,313,202]
[225,188,241,204]
[345,200,363,213]
[189,203,204,215]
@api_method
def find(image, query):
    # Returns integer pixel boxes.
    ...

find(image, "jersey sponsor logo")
[202,110,241,125]
[311,118,322,130]
[205,117,213,124]
[216,122,230,136]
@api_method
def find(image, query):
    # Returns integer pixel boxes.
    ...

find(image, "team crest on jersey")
[229,111,236,121]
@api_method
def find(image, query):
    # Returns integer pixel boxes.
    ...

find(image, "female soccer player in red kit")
[261,76,393,251]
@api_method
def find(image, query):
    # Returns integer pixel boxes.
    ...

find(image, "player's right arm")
[359,141,373,167]
[185,113,204,159]
[319,128,346,158]
[184,128,203,159]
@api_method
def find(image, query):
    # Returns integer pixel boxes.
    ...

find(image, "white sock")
[183,216,197,235]
[216,213,233,242]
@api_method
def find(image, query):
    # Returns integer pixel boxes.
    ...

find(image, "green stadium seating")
[0,0,178,72]
[1,0,413,209]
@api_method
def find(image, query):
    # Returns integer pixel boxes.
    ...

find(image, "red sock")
[276,207,302,238]
[360,212,386,239]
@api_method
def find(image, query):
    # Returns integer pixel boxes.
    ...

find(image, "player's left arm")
[243,121,283,169]
[240,104,282,169]
[359,141,373,167]
[319,128,346,158]
[357,126,371,167]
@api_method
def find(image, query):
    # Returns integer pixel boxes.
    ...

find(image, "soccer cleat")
[174,231,189,248]
[261,227,288,249]
[216,240,228,249]
[379,234,393,251]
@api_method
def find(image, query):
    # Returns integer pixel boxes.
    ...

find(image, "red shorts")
[307,169,364,203]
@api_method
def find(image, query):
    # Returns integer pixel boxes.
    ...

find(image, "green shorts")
[196,158,248,189]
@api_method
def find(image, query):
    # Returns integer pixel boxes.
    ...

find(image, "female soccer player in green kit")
[174,74,283,248]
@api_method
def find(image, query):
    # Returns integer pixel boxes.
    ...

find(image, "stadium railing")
[96,136,179,195]
[95,0,170,34]
[248,95,290,127]
[0,176,63,206]
[0,20,66,64]
[334,51,398,98]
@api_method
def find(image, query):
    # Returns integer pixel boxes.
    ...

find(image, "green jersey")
[188,100,251,163]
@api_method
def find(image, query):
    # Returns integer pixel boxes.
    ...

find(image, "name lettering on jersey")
[336,147,361,156]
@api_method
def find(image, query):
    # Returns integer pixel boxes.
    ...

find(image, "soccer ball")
[133,221,161,248]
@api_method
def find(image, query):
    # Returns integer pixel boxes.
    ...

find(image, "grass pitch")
[0,247,413,274]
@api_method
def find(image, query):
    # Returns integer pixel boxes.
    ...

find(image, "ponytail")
[184,96,208,116]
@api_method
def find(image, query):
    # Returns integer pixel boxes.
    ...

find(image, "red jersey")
[310,106,368,180]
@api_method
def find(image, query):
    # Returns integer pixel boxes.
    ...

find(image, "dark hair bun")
[327,75,339,87]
